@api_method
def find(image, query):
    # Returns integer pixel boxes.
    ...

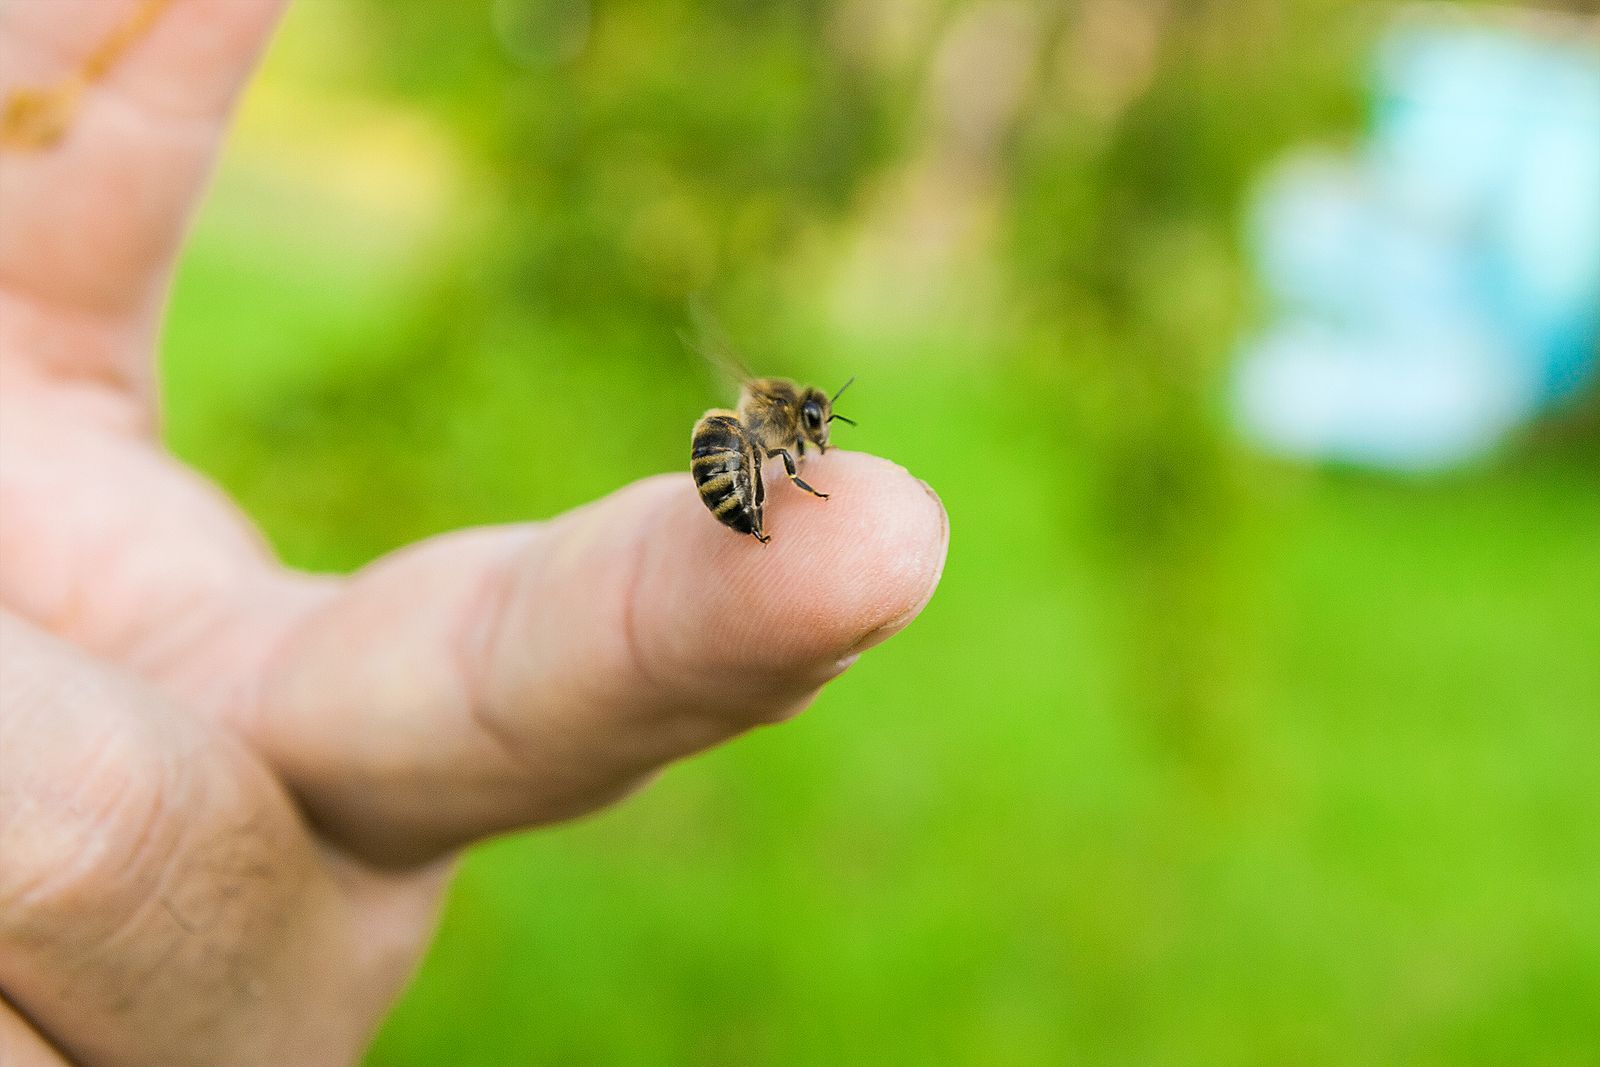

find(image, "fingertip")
[636,450,948,697]
[778,450,949,656]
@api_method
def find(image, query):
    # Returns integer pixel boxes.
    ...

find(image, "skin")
[0,2,950,1065]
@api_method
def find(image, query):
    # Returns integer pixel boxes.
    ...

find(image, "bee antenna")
[831,376,856,403]
[829,414,857,427]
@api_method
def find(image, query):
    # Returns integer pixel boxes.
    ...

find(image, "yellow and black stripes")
[691,412,767,542]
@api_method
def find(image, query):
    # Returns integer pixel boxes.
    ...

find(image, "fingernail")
[843,607,919,656]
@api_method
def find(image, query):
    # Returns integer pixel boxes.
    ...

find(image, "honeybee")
[688,324,855,544]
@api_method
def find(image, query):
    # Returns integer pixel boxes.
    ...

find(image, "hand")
[0,3,948,1064]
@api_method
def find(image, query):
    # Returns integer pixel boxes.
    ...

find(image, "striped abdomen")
[691,411,767,542]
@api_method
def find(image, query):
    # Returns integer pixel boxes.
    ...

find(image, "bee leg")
[768,449,829,499]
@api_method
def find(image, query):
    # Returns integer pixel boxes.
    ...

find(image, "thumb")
[252,452,948,867]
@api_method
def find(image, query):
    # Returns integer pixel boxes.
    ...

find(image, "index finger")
[0,0,285,387]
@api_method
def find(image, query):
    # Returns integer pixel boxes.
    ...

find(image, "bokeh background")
[161,1,1599,1064]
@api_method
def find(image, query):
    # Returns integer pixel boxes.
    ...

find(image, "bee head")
[800,377,855,452]
[799,389,831,450]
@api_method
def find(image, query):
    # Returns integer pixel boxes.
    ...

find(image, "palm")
[3,386,294,693]
[0,3,945,1064]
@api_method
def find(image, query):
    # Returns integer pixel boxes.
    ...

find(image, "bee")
[687,322,855,544]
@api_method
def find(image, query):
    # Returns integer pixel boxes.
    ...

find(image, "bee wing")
[683,297,756,392]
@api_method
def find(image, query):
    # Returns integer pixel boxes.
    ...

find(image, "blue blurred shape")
[1233,11,1600,469]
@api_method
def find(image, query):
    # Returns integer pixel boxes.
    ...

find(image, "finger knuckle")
[0,706,180,946]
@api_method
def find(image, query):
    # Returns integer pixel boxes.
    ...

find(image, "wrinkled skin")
[0,3,948,1064]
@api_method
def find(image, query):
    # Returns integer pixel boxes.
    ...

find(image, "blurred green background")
[161,1,1600,1064]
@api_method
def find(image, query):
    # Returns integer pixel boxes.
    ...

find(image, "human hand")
[0,3,948,1064]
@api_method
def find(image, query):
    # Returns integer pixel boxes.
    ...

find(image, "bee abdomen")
[691,414,742,457]
[691,413,765,539]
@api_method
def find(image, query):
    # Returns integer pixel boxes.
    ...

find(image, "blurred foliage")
[161,0,1599,1064]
